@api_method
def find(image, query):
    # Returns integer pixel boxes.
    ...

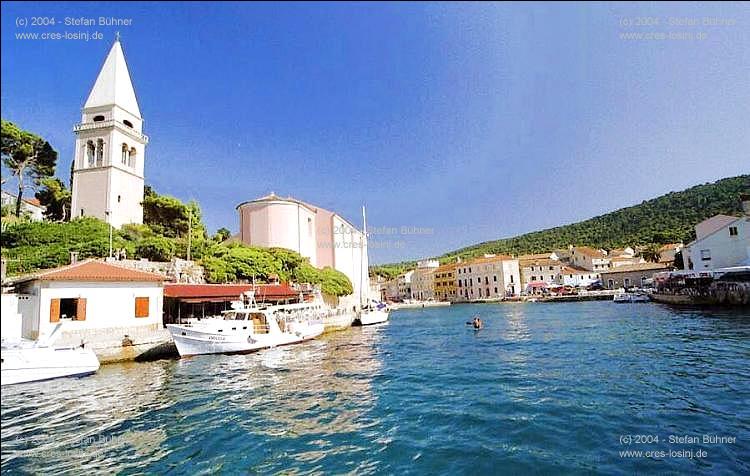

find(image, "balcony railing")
[73,119,149,143]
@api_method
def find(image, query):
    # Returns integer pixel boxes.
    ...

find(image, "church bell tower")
[71,36,148,228]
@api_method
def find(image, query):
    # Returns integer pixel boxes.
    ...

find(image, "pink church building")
[236,194,369,302]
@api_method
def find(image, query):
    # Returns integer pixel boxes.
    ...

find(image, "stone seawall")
[55,324,177,364]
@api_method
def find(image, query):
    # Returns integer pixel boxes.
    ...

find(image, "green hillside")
[372,175,749,277]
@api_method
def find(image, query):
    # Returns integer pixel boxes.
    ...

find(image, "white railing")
[73,120,149,143]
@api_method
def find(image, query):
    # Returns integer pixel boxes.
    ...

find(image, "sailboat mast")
[360,204,367,308]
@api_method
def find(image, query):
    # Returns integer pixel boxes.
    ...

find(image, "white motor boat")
[166,291,327,357]
[613,291,651,303]
[1,325,100,386]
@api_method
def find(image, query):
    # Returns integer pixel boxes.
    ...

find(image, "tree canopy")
[1,120,58,217]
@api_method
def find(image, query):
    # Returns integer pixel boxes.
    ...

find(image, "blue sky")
[2,2,748,263]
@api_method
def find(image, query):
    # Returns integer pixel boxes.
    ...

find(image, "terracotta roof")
[163,283,299,300]
[658,243,683,251]
[520,258,560,267]
[600,262,669,274]
[572,246,606,258]
[13,259,164,283]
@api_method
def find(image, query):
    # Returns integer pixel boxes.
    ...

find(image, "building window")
[493,275,497,282]
[729,226,738,236]
[129,147,137,168]
[96,139,104,166]
[494,287,498,294]
[93,115,105,122]
[608,279,614,288]
[135,297,150,317]
[123,119,133,128]
[510,275,514,283]
[121,143,128,164]
[624,278,631,287]
[477,277,481,283]
[117,195,121,203]
[700,249,711,261]
[86,140,95,167]
[532,276,537,281]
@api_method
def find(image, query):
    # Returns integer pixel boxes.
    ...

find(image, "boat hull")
[167,322,325,357]
[354,309,389,326]
[1,346,100,386]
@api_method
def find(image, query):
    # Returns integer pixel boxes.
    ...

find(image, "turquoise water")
[2,302,749,475]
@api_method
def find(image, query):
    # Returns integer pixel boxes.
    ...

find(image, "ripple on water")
[2,303,750,474]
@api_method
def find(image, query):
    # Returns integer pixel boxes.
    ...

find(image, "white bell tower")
[71,35,148,228]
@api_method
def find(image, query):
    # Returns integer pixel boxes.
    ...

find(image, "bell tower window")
[129,147,137,168]
[123,119,133,128]
[93,115,105,122]
[121,143,128,165]
[86,140,95,167]
[96,139,104,166]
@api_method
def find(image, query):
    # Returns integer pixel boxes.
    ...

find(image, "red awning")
[163,283,299,300]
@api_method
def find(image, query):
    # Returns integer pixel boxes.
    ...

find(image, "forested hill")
[372,175,749,277]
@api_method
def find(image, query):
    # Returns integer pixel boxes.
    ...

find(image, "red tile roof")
[14,259,164,283]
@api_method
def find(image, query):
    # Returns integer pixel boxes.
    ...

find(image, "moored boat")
[613,291,650,303]
[1,325,100,386]
[166,290,327,357]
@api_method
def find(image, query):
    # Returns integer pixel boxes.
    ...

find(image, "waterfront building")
[456,254,520,301]
[433,262,458,302]
[236,193,368,306]
[519,255,564,289]
[681,198,750,270]
[396,270,414,301]
[600,263,671,289]
[411,260,439,300]
[5,259,164,341]
[384,277,400,301]
[569,246,611,273]
[560,266,600,288]
[71,37,148,228]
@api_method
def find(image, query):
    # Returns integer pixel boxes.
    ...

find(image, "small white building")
[1,190,45,221]
[7,259,164,341]
[682,204,750,271]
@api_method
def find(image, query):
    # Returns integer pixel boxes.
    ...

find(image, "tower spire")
[84,38,141,117]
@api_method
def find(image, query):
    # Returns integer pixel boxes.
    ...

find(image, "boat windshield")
[222,312,247,321]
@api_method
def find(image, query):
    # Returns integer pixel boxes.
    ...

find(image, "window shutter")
[50,298,61,323]
[76,298,87,321]
[135,297,149,318]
